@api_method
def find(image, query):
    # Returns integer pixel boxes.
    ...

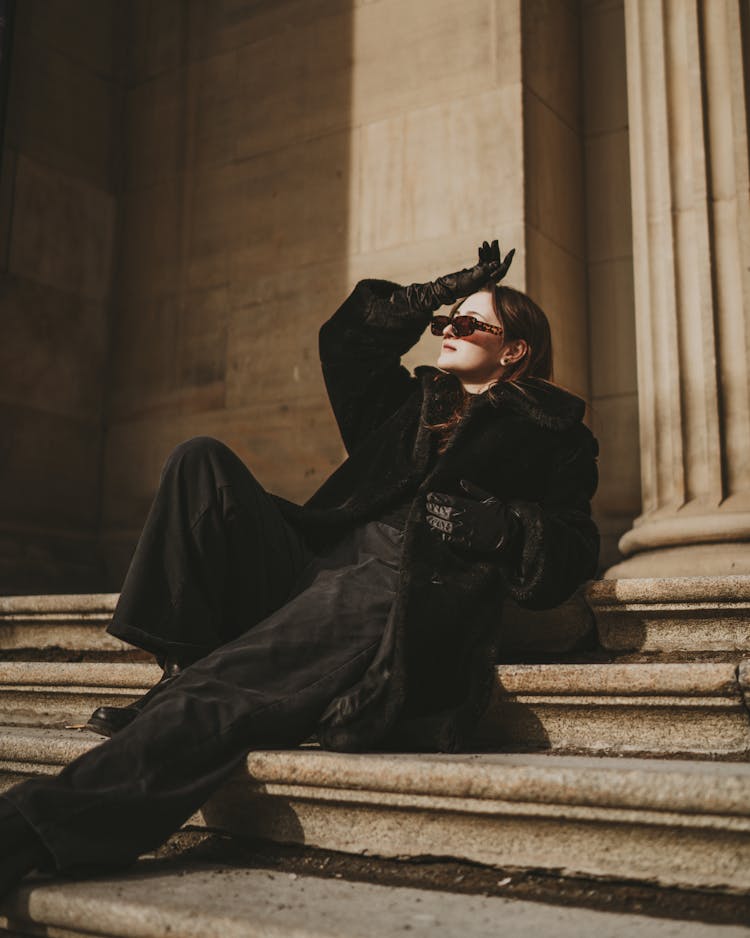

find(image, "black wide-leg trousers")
[2,438,400,871]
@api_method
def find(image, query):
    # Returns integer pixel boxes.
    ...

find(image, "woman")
[0,241,599,896]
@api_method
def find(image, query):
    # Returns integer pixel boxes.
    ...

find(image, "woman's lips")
[442,342,457,351]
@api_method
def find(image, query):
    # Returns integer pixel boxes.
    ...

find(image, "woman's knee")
[161,437,238,480]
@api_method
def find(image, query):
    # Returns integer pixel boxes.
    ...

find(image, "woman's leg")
[108,436,313,665]
[1,568,388,875]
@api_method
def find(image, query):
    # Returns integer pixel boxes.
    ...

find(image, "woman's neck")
[460,379,497,395]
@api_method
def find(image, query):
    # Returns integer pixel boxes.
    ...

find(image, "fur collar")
[414,367,586,431]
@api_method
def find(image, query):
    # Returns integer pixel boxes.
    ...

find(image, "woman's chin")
[436,355,458,373]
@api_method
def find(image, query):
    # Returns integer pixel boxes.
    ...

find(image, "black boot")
[0,797,50,901]
[85,658,184,738]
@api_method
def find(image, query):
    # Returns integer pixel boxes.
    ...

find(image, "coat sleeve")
[319,279,429,454]
[499,428,600,610]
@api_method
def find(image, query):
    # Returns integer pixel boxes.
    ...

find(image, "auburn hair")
[425,283,555,454]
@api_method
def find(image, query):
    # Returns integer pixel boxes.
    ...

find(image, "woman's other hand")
[425,479,520,555]
[391,241,515,314]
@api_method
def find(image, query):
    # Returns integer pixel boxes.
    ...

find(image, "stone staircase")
[0,581,749,934]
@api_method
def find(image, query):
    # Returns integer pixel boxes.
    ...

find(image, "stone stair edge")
[0,662,161,687]
[6,863,741,938]
[0,660,744,695]
[2,576,749,611]
[0,594,119,615]
[1,726,749,819]
[587,575,750,604]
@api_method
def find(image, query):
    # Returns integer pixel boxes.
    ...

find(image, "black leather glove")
[391,240,515,313]
[426,479,520,555]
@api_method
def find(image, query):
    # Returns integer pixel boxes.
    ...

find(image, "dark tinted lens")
[430,316,451,335]
[451,316,476,337]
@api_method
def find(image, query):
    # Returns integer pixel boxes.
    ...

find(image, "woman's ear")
[501,340,528,365]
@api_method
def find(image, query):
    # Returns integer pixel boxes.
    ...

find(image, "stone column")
[608,0,750,577]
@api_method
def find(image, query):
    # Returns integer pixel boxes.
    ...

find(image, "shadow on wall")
[98,2,356,590]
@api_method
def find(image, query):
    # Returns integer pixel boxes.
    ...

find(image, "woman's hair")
[483,283,553,384]
[426,283,555,453]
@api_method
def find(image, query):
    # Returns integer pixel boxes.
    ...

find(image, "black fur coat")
[273,279,600,753]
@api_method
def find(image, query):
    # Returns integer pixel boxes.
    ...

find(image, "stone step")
[0,592,597,659]
[476,661,750,757]
[2,864,748,938]
[0,660,747,757]
[0,662,160,727]
[0,594,123,654]
[3,580,750,664]
[1,726,749,894]
[8,863,750,938]
[588,575,750,658]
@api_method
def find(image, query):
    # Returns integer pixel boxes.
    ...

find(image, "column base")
[605,542,750,579]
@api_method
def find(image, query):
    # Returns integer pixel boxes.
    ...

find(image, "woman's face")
[435,291,508,391]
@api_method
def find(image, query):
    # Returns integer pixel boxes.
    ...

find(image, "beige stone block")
[524,90,585,260]
[220,130,355,279]
[351,0,493,127]
[176,284,230,393]
[184,0,354,65]
[582,0,628,135]
[227,268,347,410]
[493,0,523,88]
[590,392,642,515]
[588,256,637,397]
[124,0,186,86]
[187,50,242,173]
[0,404,100,530]
[5,28,115,190]
[358,87,524,255]
[355,117,407,254]
[108,293,179,417]
[23,0,116,77]
[124,71,183,189]
[410,88,524,249]
[585,128,633,262]
[126,49,241,189]
[522,0,581,132]
[0,276,106,421]
[101,421,184,533]
[118,178,182,297]
[235,14,354,162]
[0,528,101,595]
[9,156,115,302]
[525,226,589,400]
[110,284,229,420]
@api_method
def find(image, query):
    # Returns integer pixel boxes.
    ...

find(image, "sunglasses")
[430,314,504,338]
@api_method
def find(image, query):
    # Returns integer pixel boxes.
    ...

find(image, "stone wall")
[0,1,119,592]
[99,0,360,583]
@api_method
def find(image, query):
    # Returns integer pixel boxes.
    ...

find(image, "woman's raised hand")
[478,239,515,278]
[390,241,515,313]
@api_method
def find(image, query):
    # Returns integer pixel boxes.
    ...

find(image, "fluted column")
[608,0,750,577]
